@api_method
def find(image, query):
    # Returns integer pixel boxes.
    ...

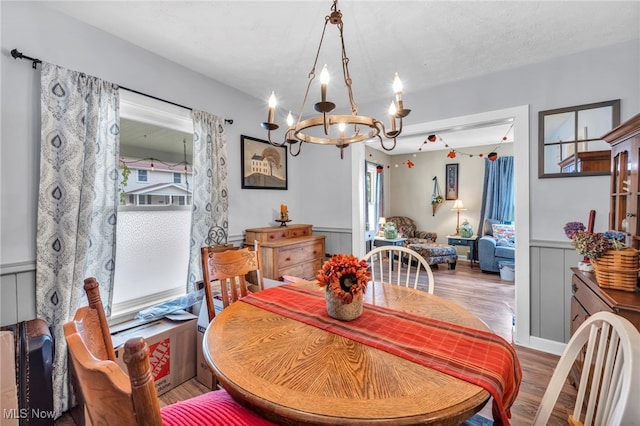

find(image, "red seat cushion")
[160,388,275,425]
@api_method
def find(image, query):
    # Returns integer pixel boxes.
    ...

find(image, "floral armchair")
[385,216,437,245]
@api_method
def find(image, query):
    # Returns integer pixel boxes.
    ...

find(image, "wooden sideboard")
[245,224,326,281]
[571,268,640,334]
[570,268,640,384]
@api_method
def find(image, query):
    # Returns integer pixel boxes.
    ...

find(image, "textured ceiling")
[44,1,640,154]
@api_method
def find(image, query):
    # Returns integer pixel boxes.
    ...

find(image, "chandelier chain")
[297,15,332,128]
[338,22,358,117]
[261,0,410,158]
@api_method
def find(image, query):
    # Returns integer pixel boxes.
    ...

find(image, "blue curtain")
[478,156,514,235]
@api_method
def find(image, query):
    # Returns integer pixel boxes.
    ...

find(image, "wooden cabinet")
[570,269,640,333]
[604,113,640,249]
[558,150,611,173]
[570,268,640,384]
[245,224,325,281]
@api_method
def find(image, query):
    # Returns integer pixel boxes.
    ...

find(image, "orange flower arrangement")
[316,254,371,304]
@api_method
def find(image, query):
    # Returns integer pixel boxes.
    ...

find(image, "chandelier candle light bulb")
[393,73,403,107]
[389,101,397,132]
[267,91,277,124]
[320,64,329,103]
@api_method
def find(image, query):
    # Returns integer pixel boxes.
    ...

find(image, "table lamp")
[378,217,386,237]
[451,200,467,235]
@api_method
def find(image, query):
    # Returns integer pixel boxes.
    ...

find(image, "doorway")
[351,104,531,346]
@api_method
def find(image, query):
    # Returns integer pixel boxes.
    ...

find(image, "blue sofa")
[478,219,515,273]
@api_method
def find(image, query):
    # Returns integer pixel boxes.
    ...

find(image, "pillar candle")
[587,209,596,233]
[281,204,287,214]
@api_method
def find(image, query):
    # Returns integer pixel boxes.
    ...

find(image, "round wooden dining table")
[203,281,492,425]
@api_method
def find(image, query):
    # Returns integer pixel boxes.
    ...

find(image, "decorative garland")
[368,122,514,169]
[419,122,514,160]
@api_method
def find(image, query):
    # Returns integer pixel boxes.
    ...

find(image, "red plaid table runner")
[241,284,521,426]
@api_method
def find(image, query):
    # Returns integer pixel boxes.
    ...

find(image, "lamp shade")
[378,217,386,225]
[452,200,466,211]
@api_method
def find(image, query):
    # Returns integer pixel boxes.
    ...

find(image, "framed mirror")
[539,99,620,178]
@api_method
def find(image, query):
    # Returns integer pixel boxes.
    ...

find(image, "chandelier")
[261,0,411,159]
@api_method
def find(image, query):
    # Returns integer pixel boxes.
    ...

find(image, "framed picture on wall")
[241,135,288,190]
[445,163,459,200]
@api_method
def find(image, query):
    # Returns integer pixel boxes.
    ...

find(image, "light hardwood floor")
[56,259,576,425]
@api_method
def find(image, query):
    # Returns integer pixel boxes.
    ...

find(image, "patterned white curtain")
[187,110,228,290]
[37,62,119,416]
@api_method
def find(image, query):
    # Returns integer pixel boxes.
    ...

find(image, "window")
[539,100,620,177]
[111,90,194,324]
[365,161,383,234]
[173,172,181,183]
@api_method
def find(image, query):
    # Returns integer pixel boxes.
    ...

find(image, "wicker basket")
[591,247,640,292]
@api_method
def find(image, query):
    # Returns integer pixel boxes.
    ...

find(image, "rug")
[462,413,494,426]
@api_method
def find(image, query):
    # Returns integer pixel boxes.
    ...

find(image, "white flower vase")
[578,260,593,272]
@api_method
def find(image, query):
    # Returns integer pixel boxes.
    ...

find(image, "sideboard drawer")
[287,226,312,239]
[246,224,313,243]
[571,274,611,315]
[570,296,588,336]
[448,237,466,246]
[277,240,324,268]
[280,258,323,281]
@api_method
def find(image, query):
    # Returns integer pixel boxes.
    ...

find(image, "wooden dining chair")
[64,277,275,426]
[199,244,239,322]
[532,311,640,426]
[200,244,264,322]
[364,245,435,293]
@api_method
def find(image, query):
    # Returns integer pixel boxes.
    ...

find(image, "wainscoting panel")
[2,228,352,326]
[1,262,37,326]
[529,241,582,344]
[312,227,352,257]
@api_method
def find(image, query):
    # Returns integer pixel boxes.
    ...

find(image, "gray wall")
[2,1,640,350]
[1,2,354,268]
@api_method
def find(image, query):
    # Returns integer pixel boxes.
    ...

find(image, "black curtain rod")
[10,48,233,125]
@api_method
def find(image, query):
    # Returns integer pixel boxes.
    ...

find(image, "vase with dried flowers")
[564,221,597,271]
[565,222,639,290]
[316,254,371,321]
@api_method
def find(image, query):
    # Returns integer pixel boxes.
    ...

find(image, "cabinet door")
[610,147,629,235]
[631,139,640,248]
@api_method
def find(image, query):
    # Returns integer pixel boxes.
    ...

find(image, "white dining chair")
[364,245,435,294]
[532,311,640,426]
